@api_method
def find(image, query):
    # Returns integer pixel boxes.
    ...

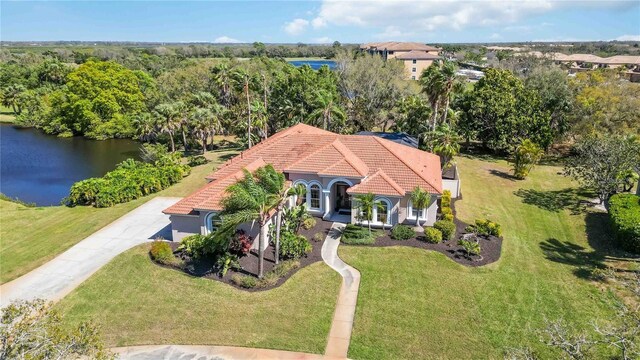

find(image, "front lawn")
[55,244,341,353]
[0,149,237,284]
[340,155,625,359]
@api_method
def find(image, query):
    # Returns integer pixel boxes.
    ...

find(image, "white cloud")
[213,36,242,43]
[301,0,635,38]
[375,26,415,40]
[312,36,333,43]
[284,18,309,35]
[615,34,640,41]
[490,33,502,40]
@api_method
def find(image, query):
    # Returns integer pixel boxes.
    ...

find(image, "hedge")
[67,159,190,207]
[608,194,640,253]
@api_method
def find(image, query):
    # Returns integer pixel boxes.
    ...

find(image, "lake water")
[0,124,140,206]
[288,59,337,70]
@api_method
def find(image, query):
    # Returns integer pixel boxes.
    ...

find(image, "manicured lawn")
[0,149,237,284]
[55,245,341,353]
[0,105,15,123]
[340,155,624,359]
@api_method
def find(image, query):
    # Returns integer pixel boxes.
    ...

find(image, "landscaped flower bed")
[149,218,333,291]
[344,198,503,267]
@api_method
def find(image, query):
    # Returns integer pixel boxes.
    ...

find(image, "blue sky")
[2,1,639,43]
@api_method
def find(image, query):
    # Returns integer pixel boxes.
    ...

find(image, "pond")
[0,124,140,206]
[287,59,336,70]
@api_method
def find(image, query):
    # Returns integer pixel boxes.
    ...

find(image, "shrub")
[228,230,252,255]
[178,234,209,259]
[313,232,325,242]
[279,232,312,259]
[231,274,258,288]
[390,225,415,240]
[608,194,640,253]
[440,206,453,217]
[459,239,481,259]
[434,220,456,241]
[302,217,317,230]
[512,139,543,180]
[149,240,173,264]
[423,228,443,243]
[474,219,502,237]
[441,190,452,208]
[188,155,208,167]
[216,252,240,277]
[341,224,379,245]
[443,213,454,222]
[67,159,189,207]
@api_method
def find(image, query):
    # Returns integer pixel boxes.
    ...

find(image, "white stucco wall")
[442,179,461,198]
[169,215,201,242]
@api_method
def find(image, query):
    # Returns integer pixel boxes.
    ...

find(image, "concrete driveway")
[0,197,181,307]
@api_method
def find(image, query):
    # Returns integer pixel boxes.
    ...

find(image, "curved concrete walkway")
[0,197,181,307]
[321,222,360,359]
[112,345,332,360]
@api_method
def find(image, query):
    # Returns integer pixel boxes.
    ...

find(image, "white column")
[322,189,331,220]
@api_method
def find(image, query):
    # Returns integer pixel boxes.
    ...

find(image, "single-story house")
[163,124,443,247]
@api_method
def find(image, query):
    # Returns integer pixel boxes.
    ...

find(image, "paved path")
[321,222,360,359]
[0,197,181,307]
[113,345,335,360]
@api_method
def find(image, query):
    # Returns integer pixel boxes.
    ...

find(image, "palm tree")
[132,113,157,143]
[436,60,464,125]
[353,193,376,235]
[1,84,26,115]
[309,90,345,131]
[410,187,431,231]
[419,60,463,129]
[419,65,444,131]
[210,64,233,108]
[191,108,212,153]
[288,183,307,206]
[154,103,181,152]
[428,124,462,170]
[231,69,256,149]
[219,165,285,278]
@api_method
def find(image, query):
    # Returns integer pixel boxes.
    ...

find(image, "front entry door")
[335,184,351,212]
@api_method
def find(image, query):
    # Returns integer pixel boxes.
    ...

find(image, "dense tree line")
[1,47,638,162]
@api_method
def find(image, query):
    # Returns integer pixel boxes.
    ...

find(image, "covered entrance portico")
[323,178,354,222]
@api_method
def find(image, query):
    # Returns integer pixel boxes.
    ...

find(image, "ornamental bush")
[442,213,454,222]
[474,219,502,237]
[302,217,317,230]
[390,225,415,240]
[424,227,443,243]
[228,230,252,255]
[149,240,173,264]
[279,232,312,259]
[178,234,209,259]
[434,220,456,241]
[188,155,208,167]
[608,194,640,253]
[441,206,453,217]
[67,159,189,207]
[441,190,452,208]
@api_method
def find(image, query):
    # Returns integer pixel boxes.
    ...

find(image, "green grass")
[340,155,625,359]
[341,224,383,245]
[0,105,15,123]
[55,245,341,352]
[0,149,237,284]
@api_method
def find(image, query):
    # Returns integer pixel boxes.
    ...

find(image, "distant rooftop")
[360,41,439,52]
[356,131,419,148]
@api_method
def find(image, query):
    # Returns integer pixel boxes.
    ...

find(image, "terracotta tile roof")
[395,50,441,60]
[164,123,442,215]
[347,169,405,197]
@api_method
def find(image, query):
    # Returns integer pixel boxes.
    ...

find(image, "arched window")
[376,200,389,223]
[309,184,321,210]
[205,212,222,234]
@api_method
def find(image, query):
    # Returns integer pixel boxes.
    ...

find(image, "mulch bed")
[351,198,503,267]
[156,219,334,292]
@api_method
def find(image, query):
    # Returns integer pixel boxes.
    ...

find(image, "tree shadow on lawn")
[489,169,517,181]
[540,212,639,280]
[514,187,596,215]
